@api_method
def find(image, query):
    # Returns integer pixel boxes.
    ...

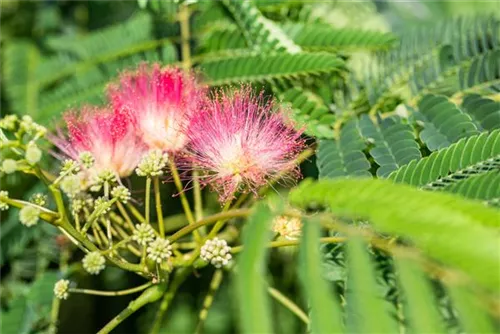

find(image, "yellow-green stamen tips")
[82,251,106,275]
[54,279,70,300]
[132,224,156,246]
[2,159,18,174]
[200,237,232,268]
[146,238,172,263]
[19,206,41,227]
[136,150,169,177]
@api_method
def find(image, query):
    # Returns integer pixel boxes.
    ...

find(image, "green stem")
[70,282,152,297]
[48,294,61,334]
[0,197,59,224]
[149,268,191,334]
[145,177,152,225]
[154,177,165,237]
[126,203,146,224]
[267,287,309,325]
[169,160,199,240]
[169,209,251,243]
[195,270,224,334]
[206,201,232,239]
[81,198,117,234]
[116,202,135,230]
[102,237,132,255]
[97,284,166,334]
[192,170,203,222]
[231,237,346,254]
[179,3,192,70]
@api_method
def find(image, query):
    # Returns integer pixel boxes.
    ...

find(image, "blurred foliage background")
[1,1,499,333]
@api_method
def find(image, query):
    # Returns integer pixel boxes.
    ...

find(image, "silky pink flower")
[51,106,147,177]
[107,63,205,153]
[186,88,306,203]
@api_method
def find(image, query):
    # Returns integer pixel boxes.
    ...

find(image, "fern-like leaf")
[358,115,421,177]
[462,94,500,131]
[445,170,500,205]
[222,0,301,53]
[416,94,479,151]
[199,52,344,86]
[277,87,335,138]
[316,120,371,178]
[388,129,500,189]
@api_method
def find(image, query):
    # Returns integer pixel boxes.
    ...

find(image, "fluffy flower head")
[108,63,205,152]
[51,106,147,177]
[186,88,305,202]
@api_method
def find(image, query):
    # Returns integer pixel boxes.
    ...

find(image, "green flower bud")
[111,185,131,203]
[132,223,156,246]
[2,159,17,174]
[79,151,95,169]
[60,159,80,175]
[136,150,168,177]
[19,206,40,227]
[0,114,18,131]
[82,251,106,275]
[25,142,42,165]
[200,237,232,268]
[60,175,82,197]
[147,238,172,263]
[54,279,70,300]
[29,193,47,207]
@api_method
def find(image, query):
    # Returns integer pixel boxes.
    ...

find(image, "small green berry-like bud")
[60,175,82,197]
[2,159,18,174]
[19,206,40,227]
[200,237,232,268]
[60,159,80,175]
[111,185,131,203]
[79,151,95,168]
[90,169,117,192]
[0,114,18,130]
[82,251,106,275]
[147,238,172,263]
[93,197,112,216]
[54,279,70,300]
[29,193,47,207]
[136,150,169,177]
[132,224,156,246]
[0,191,9,211]
[25,142,42,165]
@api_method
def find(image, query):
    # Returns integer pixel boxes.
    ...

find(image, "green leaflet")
[235,203,273,334]
[388,129,500,189]
[345,237,398,333]
[298,218,343,333]
[289,178,500,291]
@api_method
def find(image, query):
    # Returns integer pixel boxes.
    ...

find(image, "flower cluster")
[47,63,304,202]
[200,237,232,268]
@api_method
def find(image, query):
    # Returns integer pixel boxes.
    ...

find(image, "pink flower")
[186,88,306,203]
[107,63,205,153]
[51,106,147,177]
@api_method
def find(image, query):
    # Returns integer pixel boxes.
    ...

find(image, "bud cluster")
[200,238,232,268]
[136,150,169,177]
